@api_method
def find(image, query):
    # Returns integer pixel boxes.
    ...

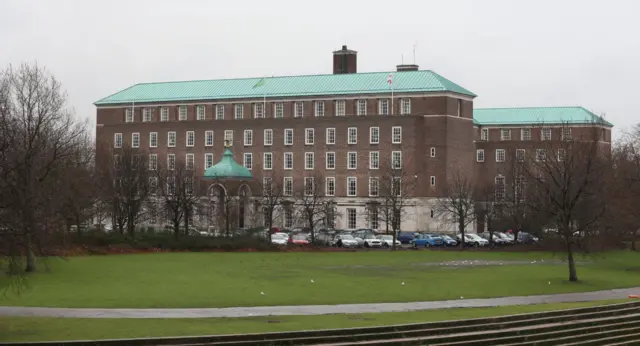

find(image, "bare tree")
[153,157,201,238]
[98,144,151,237]
[368,160,416,250]
[519,122,609,282]
[295,173,332,243]
[0,63,87,272]
[474,181,501,247]
[257,173,284,242]
[435,169,476,249]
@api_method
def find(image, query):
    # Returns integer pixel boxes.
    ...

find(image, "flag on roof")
[252,78,266,89]
[387,73,393,86]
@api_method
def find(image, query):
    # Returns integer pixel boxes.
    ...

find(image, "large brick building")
[95,46,612,233]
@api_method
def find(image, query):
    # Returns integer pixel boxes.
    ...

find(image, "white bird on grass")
[311,279,315,283]
[261,291,265,296]
[460,296,464,299]
[402,282,405,286]
[548,281,551,285]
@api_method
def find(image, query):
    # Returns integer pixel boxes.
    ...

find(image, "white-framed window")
[326,128,336,145]
[516,149,526,162]
[347,152,357,169]
[335,100,346,116]
[264,129,273,146]
[348,127,357,144]
[284,128,293,145]
[274,103,284,118]
[457,99,462,117]
[186,153,195,170]
[481,128,489,141]
[205,153,214,169]
[315,101,324,117]
[149,132,158,148]
[244,130,253,146]
[132,133,140,148]
[357,100,367,116]
[370,127,380,144]
[243,153,252,170]
[392,177,402,197]
[496,149,505,162]
[284,152,293,170]
[347,177,357,197]
[262,177,273,197]
[305,152,314,170]
[369,151,380,170]
[326,177,336,196]
[197,105,206,120]
[149,154,158,170]
[167,153,176,170]
[149,177,158,197]
[536,149,546,162]
[263,152,273,170]
[215,105,224,120]
[347,208,357,229]
[284,206,293,227]
[392,151,402,169]
[304,177,314,196]
[541,128,552,141]
[294,102,304,118]
[392,126,402,144]
[370,207,379,230]
[143,108,152,122]
[557,149,566,162]
[562,128,572,141]
[326,152,336,169]
[378,99,389,115]
[125,108,134,123]
[283,177,293,196]
[166,176,176,195]
[521,128,531,141]
[501,129,511,141]
[160,107,169,121]
[401,98,411,115]
[430,147,436,158]
[204,131,214,147]
[179,106,187,121]
[234,104,244,119]
[495,175,505,202]
[476,149,485,162]
[305,128,315,145]
[369,177,379,197]
[114,133,122,148]
[186,131,195,147]
[224,130,233,144]
[167,131,176,147]
[430,176,436,186]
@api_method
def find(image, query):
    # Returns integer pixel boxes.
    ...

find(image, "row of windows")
[480,127,572,141]
[124,99,413,123]
[148,151,404,172]
[476,148,567,163]
[113,127,404,148]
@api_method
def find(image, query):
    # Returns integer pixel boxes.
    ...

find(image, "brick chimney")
[333,45,357,74]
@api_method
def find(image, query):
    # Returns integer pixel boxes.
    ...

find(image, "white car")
[273,232,290,240]
[333,234,359,248]
[466,233,490,247]
[271,234,288,245]
[377,235,401,247]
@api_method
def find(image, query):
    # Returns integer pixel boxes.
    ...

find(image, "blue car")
[439,234,458,247]
[397,232,418,244]
[411,234,444,248]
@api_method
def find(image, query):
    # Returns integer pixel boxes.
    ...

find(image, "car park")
[377,235,401,247]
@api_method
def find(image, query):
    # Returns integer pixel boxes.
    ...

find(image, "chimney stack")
[396,64,419,72]
[333,45,357,74]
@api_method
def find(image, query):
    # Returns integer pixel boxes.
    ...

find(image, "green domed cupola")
[203,148,252,180]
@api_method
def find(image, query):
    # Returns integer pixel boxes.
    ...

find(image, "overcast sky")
[1,0,638,136]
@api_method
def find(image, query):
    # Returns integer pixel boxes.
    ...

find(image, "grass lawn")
[0,300,629,342]
[0,251,638,308]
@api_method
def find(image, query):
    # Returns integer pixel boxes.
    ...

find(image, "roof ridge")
[475,106,584,111]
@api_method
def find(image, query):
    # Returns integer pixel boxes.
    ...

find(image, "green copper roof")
[203,149,252,180]
[94,70,476,105]
[473,107,613,127]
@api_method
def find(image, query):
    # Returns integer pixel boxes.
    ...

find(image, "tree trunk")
[25,232,36,272]
[567,238,578,282]
[459,214,465,250]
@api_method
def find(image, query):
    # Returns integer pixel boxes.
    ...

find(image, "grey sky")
[1,0,638,136]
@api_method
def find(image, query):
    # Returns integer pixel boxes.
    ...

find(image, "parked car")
[333,234,359,248]
[397,232,417,244]
[495,232,514,244]
[353,229,382,247]
[289,234,310,245]
[477,233,506,245]
[439,234,458,247]
[316,229,340,246]
[457,233,489,247]
[271,234,288,245]
[273,232,290,241]
[517,231,539,244]
[411,234,444,248]
[377,235,402,247]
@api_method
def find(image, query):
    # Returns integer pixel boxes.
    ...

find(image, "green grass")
[1,251,639,308]
[0,300,629,342]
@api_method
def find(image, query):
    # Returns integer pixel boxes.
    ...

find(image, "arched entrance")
[237,184,252,229]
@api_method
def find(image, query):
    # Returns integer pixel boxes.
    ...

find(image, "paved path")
[1,287,638,319]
